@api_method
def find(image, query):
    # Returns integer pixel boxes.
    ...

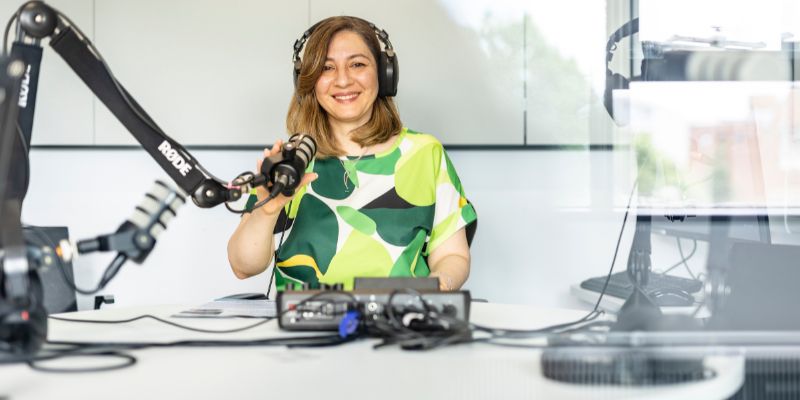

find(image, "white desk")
[0,302,744,400]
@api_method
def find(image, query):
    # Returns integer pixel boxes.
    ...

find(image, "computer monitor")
[613,72,800,333]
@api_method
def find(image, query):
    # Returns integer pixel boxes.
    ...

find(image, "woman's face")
[314,30,379,131]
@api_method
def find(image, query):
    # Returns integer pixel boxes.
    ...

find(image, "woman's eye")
[352,62,366,68]
[322,65,334,71]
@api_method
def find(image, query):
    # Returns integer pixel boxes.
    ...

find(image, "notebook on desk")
[173,299,277,318]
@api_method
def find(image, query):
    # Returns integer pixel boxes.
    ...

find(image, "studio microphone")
[260,133,317,198]
[63,180,186,264]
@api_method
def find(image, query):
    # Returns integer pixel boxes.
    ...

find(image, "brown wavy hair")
[287,16,402,158]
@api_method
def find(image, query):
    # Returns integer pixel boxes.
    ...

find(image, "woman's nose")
[334,67,352,87]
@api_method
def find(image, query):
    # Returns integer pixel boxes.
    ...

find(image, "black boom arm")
[10,1,242,208]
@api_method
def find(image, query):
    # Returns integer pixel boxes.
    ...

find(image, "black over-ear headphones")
[292,17,399,98]
[604,17,640,121]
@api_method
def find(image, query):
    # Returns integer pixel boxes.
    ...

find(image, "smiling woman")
[314,31,379,134]
[289,16,401,157]
[227,16,477,293]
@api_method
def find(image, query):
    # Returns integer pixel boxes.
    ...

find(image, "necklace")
[340,146,370,190]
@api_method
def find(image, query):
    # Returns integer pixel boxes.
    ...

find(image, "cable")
[249,192,279,212]
[2,6,22,56]
[471,310,603,339]
[0,343,85,365]
[661,237,698,279]
[2,15,14,56]
[585,180,639,317]
[270,288,471,351]
[225,190,278,214]
[225,172,257,214]
[25,301,353,370]
[95,254,127,291]
[27,350,137,373]
[479,320,616,349]
[375,289,435,347]
[225,171,286,214]
[471,180,639,339]
[24,225,127,295]
[1,340,139,373]
[11,330,347,372]
[45,333,349,352]
[37,194,622,352]
[21,172,634,352]
[48,314,273,334]
[15,122,30,200]
[224,200,289,296]
[365,289,473,351]
[26,224,270,331]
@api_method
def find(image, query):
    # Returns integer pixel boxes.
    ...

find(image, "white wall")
[22,147,651,311]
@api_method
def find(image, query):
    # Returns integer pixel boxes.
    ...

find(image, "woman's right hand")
[253,139,318,217]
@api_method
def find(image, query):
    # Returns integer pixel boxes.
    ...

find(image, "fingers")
[263,139,283,157]
[257,139,284,170]
[269,139,283,156]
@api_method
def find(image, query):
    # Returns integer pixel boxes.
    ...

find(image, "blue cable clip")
[338,310,361,339]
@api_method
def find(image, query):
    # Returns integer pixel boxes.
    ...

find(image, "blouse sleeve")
[424,145,477,256]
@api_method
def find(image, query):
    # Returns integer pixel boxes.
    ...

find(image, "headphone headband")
[606,18,640,63]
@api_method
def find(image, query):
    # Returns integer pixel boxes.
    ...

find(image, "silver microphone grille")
[129,180,186,239]
[289,133,317,167]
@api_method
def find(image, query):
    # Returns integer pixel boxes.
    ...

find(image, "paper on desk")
[173,299,277,318]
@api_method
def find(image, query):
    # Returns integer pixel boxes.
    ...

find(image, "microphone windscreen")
[288,133,317,168]
[128,180,185,239]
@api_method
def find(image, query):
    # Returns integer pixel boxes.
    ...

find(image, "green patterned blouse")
[246,128,477,290]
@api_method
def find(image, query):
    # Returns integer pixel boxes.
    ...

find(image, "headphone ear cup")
[603,72,629,119]
[377,51,399,97]
[293,60,302,90]
[293,63,303,103]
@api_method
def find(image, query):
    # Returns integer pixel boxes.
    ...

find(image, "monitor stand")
[613,215,663,331]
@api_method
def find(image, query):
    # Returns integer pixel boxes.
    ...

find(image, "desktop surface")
[0,302,753,400]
